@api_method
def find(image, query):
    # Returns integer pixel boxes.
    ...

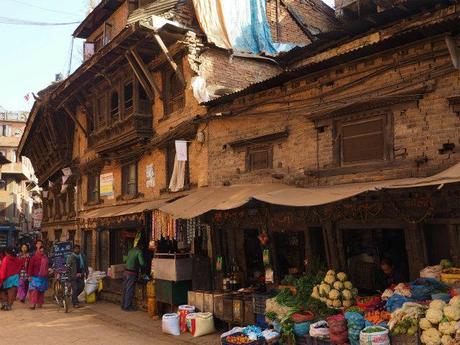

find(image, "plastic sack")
[359,326,390,345]
[420,265,442,280]
[162,313,180,336]
[328,314,349,344]
[191,312,215,337]
[78,290,87,303]
[293,322,310,337]
[221,327,245,339]
[84,279,99,295]
[309,320,329,338]
[346,311,365,345]
[179,305,196,333]
[186,313,198,332]
[386,294,412,312]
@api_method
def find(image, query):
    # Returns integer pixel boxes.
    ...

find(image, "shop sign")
[33,208,43,229]
[100,172,114,199]
[146,164,155,188]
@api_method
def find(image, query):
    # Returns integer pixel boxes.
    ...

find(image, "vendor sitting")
[374,258,404,292]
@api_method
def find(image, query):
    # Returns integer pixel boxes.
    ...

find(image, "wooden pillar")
[404,223,427,280]
[448,224,460,266]
[323,221,342,270]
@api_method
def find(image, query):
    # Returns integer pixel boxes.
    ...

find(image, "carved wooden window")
[55,229,62,242]
[138,83,150,114]
[95,96,106,128]
[246,145,273,172]
[87,174,100,203]
[123,81,134,117]
[68,230,76,243]
[163,59,185,116]
[122,162,137,197]
[335,113,392,166]
[110,91,120,121]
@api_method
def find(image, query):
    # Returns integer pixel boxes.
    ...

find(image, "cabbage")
[336,272,347,282]
[333,281,344,290]
[344,281,353,290]
[319,284,331,296]
[342,289,352,301]
[332,299,342,308]
[329,289,340,300]
[324,275,336,285]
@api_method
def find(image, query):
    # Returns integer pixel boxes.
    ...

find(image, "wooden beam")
[129,48,163,99]
[62,104,88,138]
[446,35,460,70]
[152,33,185,86]
[125,52,155,101]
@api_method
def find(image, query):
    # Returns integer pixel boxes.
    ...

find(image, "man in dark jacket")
[66,244,88,308]
[121,243,145,311]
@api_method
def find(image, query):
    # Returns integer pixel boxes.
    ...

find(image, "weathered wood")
[129,48,163,99]
[152,33,185,86]
[445,35,460,70]
[125,52,155,101]
[62,104,88,137]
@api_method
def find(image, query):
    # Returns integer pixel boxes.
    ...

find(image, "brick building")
[18,0,460,302]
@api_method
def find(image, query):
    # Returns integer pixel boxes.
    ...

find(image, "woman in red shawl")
[28,246,49,309]
[0,247,21,311]
[17,244,31,302]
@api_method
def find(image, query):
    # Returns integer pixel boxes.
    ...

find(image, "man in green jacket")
[121,242,145,311]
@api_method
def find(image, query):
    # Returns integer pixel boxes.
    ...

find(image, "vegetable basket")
[221,333,265,345]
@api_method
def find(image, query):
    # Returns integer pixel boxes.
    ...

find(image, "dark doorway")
[423,224,451,265]
[274,231,306,281]
[343,228,409,291]
[308,227,327,267]
[244,229,264,284]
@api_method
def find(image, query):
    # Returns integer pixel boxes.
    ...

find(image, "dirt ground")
[0,298,221,345]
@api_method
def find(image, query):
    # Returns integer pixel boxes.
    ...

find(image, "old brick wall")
[87,1,129,43]
[206,36,460,187]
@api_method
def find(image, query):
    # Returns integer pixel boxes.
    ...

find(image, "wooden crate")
[223,295,234,321]
[195,291,205,311]
[214,294,225,319]
[233,297,244,324]
[188,291,196,307]
[204,292,214,313]
[244,297,255,325]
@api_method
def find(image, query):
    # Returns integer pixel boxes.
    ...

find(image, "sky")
[0,0,335,112]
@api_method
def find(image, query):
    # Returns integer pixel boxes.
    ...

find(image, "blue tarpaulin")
[192,0,298,55]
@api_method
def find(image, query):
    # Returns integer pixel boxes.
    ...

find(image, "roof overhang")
[73,0,125,39]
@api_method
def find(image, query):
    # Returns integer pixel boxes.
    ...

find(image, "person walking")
[121,242,145,311]
[0,247,21,311]
[66,244,88,308]
[28,246,49,309]
[17,244,31,303]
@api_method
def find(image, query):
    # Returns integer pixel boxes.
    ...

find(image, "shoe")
[73,304,81,309]
[124,307,137,312]
[4,304,11,311]
[30,305,36,310]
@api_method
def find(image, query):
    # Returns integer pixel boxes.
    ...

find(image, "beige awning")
[160,162,460,219]
[159,184,287,219]
[117,198,171,216]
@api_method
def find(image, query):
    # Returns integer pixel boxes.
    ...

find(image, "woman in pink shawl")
[17,244,31,302]
[27,246,49,309]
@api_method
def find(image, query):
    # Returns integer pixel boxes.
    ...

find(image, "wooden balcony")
[88,112,153,155]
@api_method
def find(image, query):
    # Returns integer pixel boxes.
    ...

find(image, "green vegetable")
[265,311,278,321]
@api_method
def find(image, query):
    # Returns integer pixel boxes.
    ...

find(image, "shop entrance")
[109,229,136,265]
[343,227,409,292]
[274,231,305,281]
[423,224,451,265]
[243,229,264,285]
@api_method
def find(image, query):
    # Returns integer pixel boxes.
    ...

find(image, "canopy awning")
[80,198,172,220]
[160,162,460,219]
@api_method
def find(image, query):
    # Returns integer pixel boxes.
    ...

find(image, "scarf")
[36,253,49,277]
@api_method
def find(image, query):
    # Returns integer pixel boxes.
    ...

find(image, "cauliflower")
[421,328,441,345]
[324,274,336,285]
[427,308,444,324]
[329,289,340,300]
[343,300,353,308]
[444,305,460,321]
[382,288,394,300]
[326,270,336,276]
[344,281,353,290]
[311,286,320,299]
[430,300,447,310]
[333,299,342,309]
[420,318,433,331]
[336,272,348,282]
[441,335,453,345]
[449,296,460,308]
[439,321,457,335]
[319,284,331,296]
[320,297,328,304]
[342,289,352,301]
[333,281,344,290]
[327,299,334,307]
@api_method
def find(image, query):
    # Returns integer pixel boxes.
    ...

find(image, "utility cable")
[0,16,80,26]
[3,0,80,17]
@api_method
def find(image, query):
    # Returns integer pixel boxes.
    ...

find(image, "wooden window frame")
[94,96,106,128]
[93,34,103,53]
[122,162,138,197]
[166,143,190,189]
[123,80,134,118]
[333,110,393,167]
[246,145,274,172]
[110,90,120,121]
[87,173,100,204]
[162,58,185,117]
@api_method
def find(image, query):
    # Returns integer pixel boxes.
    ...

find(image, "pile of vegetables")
[365,310,391,325]
[388,302,426,336]
[419,297,460,345]
[311,270,357,309]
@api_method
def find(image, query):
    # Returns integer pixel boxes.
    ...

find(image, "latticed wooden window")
[163,59,185,116]
[95,96,106,128]
[246,145,273,171]
[339,116,386,165]
[87,174,100,203]
[123,82,133,117]
[110,91,119,121]
[122,162,137,196]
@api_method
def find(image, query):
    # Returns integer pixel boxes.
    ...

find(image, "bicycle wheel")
[53,280,63,306]
[63,295,69,313]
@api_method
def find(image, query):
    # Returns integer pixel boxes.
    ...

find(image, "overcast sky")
[0,0,335,112]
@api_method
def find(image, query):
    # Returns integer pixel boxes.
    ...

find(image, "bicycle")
[53,265,73,313]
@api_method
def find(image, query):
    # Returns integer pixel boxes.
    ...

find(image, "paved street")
[1,299,221,345]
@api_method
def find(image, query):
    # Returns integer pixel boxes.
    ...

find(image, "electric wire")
[0,16,80,26]
[4,0,81,17]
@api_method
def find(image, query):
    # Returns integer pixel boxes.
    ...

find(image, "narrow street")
[1,299,220,345]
